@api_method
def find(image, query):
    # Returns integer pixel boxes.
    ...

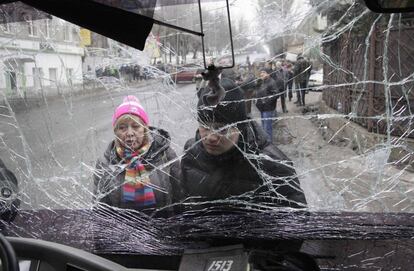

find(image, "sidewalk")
[0,79,154,114]
[252,92,414,212]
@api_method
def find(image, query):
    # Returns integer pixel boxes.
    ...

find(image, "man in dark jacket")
[293,55,312,106]
[221,67,238,81]
[255,68,280,142]
[274,61,288,113]
[238,69,256,116]
[286,63,294,102]
[180,77,307,209]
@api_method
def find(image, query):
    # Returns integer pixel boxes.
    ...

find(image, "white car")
[308,69,323,91]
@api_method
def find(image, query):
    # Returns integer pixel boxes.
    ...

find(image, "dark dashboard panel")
[1,208,413,269]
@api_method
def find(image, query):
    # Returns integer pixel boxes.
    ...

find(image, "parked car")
[142,65,172,81]
[308,69,323,91]
[172,64,204,83]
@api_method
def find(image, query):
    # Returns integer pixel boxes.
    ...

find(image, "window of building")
[28,20,38,37]
[32,67,43,89]
[64,24,72,42]
[49,68,57,85]
[45,19,51,38]
[0,22,11,33]
[66,68,73,84]
[6,71,17,90]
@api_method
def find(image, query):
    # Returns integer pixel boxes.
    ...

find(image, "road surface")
[0,81,198,209]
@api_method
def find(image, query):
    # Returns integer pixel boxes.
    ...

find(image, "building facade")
[0,17,84,99]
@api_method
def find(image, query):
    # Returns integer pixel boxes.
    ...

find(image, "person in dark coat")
[286,63,294,102]
[293,55,312,106]
[274,61,288,113]
[221,67,238,81]
[255,68,280,142]
[238,69,256,116]
[246,56,252,71]
[93,95,181,213]
[180,77,307,208]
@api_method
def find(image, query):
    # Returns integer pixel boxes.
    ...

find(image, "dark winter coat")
[180,121,307,208]
[221,68,238,81]
[274,68,287,91]
[255,76,278,112]
[293,58,311,84]
[93,127,181,212]
[239,72,256,92]
[287,70,294,89]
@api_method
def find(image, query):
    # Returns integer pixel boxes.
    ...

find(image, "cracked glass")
[0,0,413,270]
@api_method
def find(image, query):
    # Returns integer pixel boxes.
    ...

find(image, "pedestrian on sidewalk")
[180,76,307,208]
[255,68,278,142]
[93,95,181,213]
[274,61,288,113]
[246,55,252,71]
[286,63,294,102]
[238,68,256,116]
[293,55,311,106]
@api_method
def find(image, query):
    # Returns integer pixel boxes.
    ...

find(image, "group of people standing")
[93,65,308,216]
[94,64,146,82]
[233,55,312,142]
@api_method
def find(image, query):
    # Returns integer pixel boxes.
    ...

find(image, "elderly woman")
[93,95,181,212]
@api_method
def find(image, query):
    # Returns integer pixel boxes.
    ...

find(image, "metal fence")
[322,17,414,138]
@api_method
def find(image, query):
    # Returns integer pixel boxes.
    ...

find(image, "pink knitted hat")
[112,95,149,127]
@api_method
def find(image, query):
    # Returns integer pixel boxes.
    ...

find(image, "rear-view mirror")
[0,168,19,223]
[364,0,414,13]
[198,0,235,70]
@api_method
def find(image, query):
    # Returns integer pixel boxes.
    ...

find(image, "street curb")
[0,80,152,113]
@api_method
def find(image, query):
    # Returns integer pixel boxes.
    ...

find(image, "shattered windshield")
[0,0,413,269]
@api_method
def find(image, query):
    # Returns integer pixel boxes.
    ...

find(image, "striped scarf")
[116,144,156,207]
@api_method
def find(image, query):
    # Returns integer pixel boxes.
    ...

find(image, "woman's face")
[114,115,147,151]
